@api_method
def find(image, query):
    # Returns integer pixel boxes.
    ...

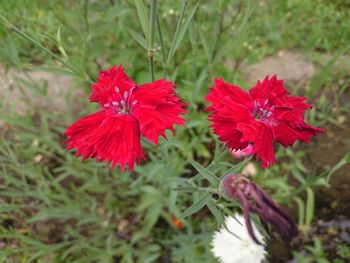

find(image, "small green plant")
[293,238,330,263]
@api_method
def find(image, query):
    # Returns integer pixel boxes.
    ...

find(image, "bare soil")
[0,64,82,116]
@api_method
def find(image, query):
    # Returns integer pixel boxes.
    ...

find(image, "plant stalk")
[156,12,167,78]
[148,0,157,81]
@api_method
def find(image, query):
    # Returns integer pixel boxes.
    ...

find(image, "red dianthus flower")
[206,75,324,168]
[64,65,187,171]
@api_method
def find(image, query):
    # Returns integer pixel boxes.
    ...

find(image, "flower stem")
[148,0,157,81]
[156,12,167,78]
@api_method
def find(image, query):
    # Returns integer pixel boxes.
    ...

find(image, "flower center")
[103,86,138,115]
[252,99,274,123]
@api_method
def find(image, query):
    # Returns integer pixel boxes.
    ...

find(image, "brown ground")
[243,49,316,87]
[0,64,82,116]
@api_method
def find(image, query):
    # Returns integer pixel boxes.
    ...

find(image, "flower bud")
[218,173,297,244]
[219,174,248,201]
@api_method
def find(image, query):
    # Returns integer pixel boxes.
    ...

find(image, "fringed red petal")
[64,65,186,171]
[65,112,145,172]
[133,79,187,145]
[89,65,136,107]
[206,75,324,169]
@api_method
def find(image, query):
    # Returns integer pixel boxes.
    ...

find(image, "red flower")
[206,75,324,168]
[64,65,187,172]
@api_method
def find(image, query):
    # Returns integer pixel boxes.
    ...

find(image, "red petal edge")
[64,111,145,172]
[132,79,187,145]
[89,65,136,107]
[237,122,276,169]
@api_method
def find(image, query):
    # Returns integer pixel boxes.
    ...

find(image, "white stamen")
[124,91,128,99]
[120,100,125,106]
[104,103,110,107]
[264,99,268,105]
[132,100,138,105]
[267,111,272,117]
[112,101,119,106]
[115,86,120,93]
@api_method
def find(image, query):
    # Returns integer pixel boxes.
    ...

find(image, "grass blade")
[134,0,150,41]
[167,1,198,63]
[188,157,220,186]
[180,192,211,219]
[128,28,148,49]
[305,188,315,225]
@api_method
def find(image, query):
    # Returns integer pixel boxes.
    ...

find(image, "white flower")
[211,215,267,263]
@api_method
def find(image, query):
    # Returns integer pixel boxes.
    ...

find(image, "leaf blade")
[188,157,220,186]
[133,0,150,42]
[180,192,211,219]
[128,28,148,49]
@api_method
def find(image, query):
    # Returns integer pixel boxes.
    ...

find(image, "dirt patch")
[0,65,83,116]
[242,49,316,87]
[306,118,350,220]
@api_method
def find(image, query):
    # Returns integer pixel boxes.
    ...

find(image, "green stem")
[149,56,155,82]
[82,0,90,76]
[156,12,167,78]
[148,0,157,81]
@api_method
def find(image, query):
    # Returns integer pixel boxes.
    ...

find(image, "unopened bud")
[219,174,249,201]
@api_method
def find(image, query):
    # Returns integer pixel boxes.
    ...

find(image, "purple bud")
[219,173,249,201]
[219,174,298,244]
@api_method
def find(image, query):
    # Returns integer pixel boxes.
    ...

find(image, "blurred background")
[0,0,349,262]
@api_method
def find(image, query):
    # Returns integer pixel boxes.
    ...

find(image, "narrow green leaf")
[167,0,188,63]
[291,170,306,184]
[207,200,224,227]
[144,203,162,232]
[305,188,315,224]
[188,157,220,186]
[156,12,166,72]
[133,0,149,41]
[325,152,350,184]
[128,28,148,49]
[222,157,252,177]
[293,196,305,225]
[56,26,62,44]
[56,27,68,58]
[199,30,211,61]
[58,46,68,59]
[171,186,198,193]
[180,192,211,219]
[167,1,198,63]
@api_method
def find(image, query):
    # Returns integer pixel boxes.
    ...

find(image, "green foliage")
[293,238,330,263]
[0,0,349,262]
